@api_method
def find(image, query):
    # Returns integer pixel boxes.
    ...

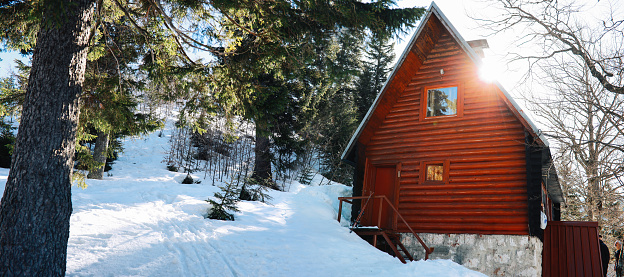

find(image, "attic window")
[426,87,457,117]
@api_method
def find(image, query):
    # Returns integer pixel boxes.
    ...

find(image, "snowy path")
[0,125,485,277]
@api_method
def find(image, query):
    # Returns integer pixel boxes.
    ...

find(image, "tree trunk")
[0,0,95,275]
[252,120,276,189]
[87,131,109,179]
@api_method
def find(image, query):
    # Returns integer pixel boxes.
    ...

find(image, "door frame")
[361,159,402,230]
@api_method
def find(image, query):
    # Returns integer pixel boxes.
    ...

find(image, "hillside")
[0,120,485,276]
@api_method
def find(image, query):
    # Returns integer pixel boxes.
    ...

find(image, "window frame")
[420,160,450,185]
[420,83,464,121]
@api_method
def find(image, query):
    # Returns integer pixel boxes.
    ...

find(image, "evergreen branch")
[111,0,148,35]
[148,0,220,59]
[217,8,260,37]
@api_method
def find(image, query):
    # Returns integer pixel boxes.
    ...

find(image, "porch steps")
[338,196,434,262]
[350,227,416,264]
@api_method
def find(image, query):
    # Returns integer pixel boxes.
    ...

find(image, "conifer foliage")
[206,0,424,188]
[309,29,362,184]
[355,31,396,121]
[206,181,241,221]
[310,29,398,185]
[0,0,424,273]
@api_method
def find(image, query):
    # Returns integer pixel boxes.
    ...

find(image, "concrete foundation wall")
[402,233,542,277]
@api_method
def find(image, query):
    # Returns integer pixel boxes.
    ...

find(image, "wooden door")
[362,165,397,230]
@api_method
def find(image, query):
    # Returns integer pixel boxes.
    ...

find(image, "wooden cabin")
[338,3,602,276]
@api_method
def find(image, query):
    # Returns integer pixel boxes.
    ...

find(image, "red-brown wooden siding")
[360,29,529,235]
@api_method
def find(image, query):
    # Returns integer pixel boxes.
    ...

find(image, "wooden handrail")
[338,196,434,260]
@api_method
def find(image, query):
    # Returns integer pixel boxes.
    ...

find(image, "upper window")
[426,87,458,117]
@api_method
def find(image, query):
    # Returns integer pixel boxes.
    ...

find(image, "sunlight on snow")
[238,201,293,225]
[211,225,269,238]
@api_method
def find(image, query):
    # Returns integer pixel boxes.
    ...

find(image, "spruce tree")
[208,1,424,188]
[0,62,27,169]
[0,0,97,274]
[79,19,164,179]
[355,31,396,121]
[206,181,241,221]
[311,28,363,184]
[0,0,176,272]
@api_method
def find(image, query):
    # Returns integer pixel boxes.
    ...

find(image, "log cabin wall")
[359,26,530,235]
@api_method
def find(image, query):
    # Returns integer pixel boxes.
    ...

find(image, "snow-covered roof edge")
[341,1,548,161]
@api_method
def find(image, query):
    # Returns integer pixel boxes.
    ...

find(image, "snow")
[0,120,486,277]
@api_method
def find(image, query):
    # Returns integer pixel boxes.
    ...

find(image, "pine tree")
[79,18,164,179]
[0,60,29,118]
[0,0,175,272]
[0,20,165,180]
[0,0,424,272]
[0,62,27,169]
[311,28,363,184]
[208,2,423,188]
[0,0,97,274]
[207,181,241,221]
[356,31,396,121]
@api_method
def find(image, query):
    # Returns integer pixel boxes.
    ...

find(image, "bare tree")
[480,0,624,94]
[523,56,624,226]
[477,0,624,143]
[476,1,624,234]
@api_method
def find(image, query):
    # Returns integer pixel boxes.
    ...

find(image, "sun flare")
[479,57,503,83]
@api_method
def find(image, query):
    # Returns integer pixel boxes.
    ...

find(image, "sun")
[479,57,503,83]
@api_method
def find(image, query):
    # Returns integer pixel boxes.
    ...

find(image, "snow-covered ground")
[0,120,486,276]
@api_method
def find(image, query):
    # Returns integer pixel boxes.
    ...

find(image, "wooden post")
[338,200,343,223]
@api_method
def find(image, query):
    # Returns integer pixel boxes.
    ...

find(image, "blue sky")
[0,51,25,77]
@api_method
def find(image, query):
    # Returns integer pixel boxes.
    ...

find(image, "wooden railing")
[337,195,434,260]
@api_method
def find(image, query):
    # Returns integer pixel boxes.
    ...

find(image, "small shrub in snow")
[239,177,273,203]
[182,174,194,184]
[72,171,88,189]
[167,164,178,172]
[206,181,240,221]
[298,166,315,185]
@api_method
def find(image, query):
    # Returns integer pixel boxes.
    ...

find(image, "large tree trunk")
[0,0,95,275]
[87,131,109,179]
[252,120,276,189]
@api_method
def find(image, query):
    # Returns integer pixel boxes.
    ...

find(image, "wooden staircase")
[338,195,434,263]
[350,227,414,263]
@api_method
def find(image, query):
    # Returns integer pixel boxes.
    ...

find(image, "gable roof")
[341,2,548,163]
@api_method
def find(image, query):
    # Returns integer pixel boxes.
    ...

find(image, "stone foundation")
[402,233,542,277]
